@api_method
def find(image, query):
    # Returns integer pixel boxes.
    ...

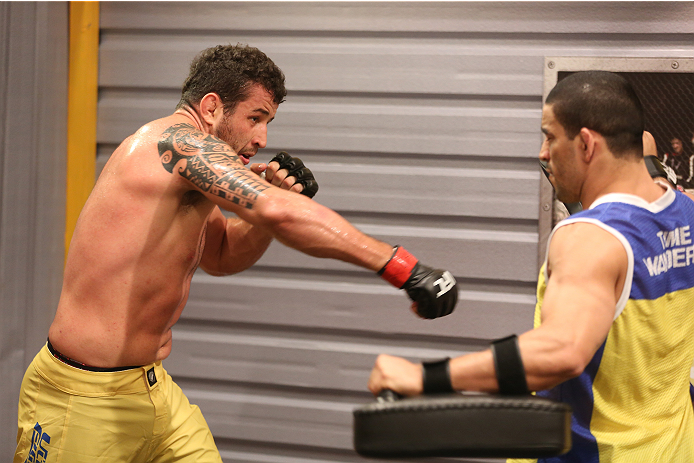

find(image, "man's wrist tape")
[422,358,454,394]
[378,245,417,288]
[491,334,529,395]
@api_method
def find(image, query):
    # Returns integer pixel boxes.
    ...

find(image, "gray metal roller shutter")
[94,2,694,463]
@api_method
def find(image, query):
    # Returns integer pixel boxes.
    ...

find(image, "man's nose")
[253,125,268,149]
[539,140,549,161]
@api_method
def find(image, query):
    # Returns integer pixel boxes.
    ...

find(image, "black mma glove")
[377,246,458,319]
[645,155,678,189]
[269,151,319,198]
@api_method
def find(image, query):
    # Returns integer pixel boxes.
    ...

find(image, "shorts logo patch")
[147,367,157,386]
[24,422,50,463]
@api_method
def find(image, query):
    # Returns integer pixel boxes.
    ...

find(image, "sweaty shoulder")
[97,116,207,201]
[155,120,236,172]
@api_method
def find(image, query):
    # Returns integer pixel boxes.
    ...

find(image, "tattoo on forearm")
[158,123,268,209]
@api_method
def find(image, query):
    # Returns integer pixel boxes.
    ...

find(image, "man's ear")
[198,93,224,126]
[578,128,597,162]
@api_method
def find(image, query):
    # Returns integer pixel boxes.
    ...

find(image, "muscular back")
[49,114,220,367]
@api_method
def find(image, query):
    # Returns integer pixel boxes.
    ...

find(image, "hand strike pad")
[353,392,572,458]
[270,151,319,198]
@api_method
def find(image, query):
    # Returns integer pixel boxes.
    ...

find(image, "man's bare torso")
[48,113,216,367]
[47,84,390,368]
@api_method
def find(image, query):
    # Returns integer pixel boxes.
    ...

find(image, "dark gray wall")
[0,1,68,459]
[97,4,542,461]
[4,1,694,461]
[95,2,694,463]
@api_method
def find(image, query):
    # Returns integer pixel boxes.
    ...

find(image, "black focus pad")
[353,393,572,459]
[403,263,457,319]
[269,151,319,198]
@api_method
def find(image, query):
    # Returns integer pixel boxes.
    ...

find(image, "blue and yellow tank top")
[510,188,694,463]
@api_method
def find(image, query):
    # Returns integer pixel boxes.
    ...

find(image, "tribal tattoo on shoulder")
[158,123,269,209]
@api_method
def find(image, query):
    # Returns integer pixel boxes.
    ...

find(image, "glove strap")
[377,246,418,289]
[645,155,677,186]
[422,358,454,394]
[491,334,529,395]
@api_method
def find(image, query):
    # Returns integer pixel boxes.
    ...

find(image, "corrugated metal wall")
[93,2,694,463]
[0,2,68,459]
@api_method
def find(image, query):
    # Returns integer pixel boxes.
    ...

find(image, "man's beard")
[215,116,242,153]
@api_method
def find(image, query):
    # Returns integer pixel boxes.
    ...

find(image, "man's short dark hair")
[177,44,287,114]
[546,71,644,159]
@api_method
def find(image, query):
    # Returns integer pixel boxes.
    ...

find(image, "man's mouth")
[238,152,253,165]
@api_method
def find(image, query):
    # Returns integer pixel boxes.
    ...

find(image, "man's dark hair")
[546,71,644,159]
[177,44,287,114]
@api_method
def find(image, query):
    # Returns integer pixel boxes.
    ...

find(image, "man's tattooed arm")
[158,123,269,209]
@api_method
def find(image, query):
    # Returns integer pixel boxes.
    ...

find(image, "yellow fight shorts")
[14,343,222,463]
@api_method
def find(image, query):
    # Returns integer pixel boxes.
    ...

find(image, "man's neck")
[173,105,206,132]
[581,159,665,208]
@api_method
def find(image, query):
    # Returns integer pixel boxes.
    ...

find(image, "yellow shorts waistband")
[34,343,164,397]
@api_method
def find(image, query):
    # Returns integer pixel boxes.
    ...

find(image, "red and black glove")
[378,246,458,319]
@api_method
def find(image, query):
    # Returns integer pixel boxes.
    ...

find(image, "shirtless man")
[14,44,457,463]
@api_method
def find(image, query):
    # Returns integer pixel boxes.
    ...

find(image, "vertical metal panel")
[94,3,694,463]
[66,2,99,259]
[0,2,68,459]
